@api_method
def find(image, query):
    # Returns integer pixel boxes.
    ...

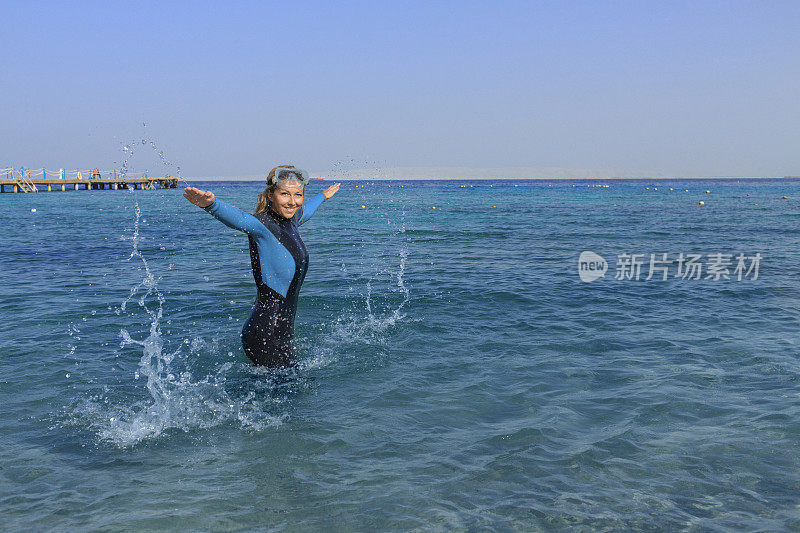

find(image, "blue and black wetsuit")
[202,193,326,366]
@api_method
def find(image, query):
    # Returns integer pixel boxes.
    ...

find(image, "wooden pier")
[0,176,179,193]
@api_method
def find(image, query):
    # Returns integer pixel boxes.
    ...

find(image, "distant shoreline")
[187,175,797,182]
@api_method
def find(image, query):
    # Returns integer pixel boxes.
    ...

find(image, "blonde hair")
[255,164,298,214]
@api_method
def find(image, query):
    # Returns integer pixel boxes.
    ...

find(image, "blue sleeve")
[298,192,326,226]
[202,199,267,236]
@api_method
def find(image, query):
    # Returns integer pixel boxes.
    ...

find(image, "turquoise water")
[1,179,799,530]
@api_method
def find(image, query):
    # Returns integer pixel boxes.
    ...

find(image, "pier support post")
[14,184,19,193]
[47,184,52,192]
[61,183,65,191]
[113,182,118,190]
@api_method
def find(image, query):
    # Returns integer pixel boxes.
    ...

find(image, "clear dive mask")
[269,168,309,187]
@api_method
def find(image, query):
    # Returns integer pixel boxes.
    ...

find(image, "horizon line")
[185,175,795,181]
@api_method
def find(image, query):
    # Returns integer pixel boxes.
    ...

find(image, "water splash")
[64,141,291,447]
[292,243,412,373]
[88,201,290,446]
[328,157,389,181]
[329,236,412,347]
[119,137,189,188]
[110,193,175,443]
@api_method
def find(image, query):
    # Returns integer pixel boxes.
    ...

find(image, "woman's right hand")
[183,187,215,208]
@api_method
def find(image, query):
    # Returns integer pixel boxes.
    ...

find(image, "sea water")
[1,179,799,530]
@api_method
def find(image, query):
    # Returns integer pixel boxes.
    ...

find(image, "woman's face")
[268,183,304,218]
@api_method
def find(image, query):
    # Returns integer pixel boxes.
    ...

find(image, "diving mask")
[269,168,309,187]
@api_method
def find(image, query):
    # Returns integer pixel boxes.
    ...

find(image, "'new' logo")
[578,251,607,282]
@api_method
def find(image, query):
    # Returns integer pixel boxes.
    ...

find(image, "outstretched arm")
[184,186,266,235]
[298,182,341,226]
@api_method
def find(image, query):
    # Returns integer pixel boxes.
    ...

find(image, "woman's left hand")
[323,182,341,199]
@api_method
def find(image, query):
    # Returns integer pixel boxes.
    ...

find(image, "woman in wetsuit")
[183,165,340,367]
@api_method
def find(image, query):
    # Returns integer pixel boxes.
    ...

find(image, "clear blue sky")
[2,0,799,178]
